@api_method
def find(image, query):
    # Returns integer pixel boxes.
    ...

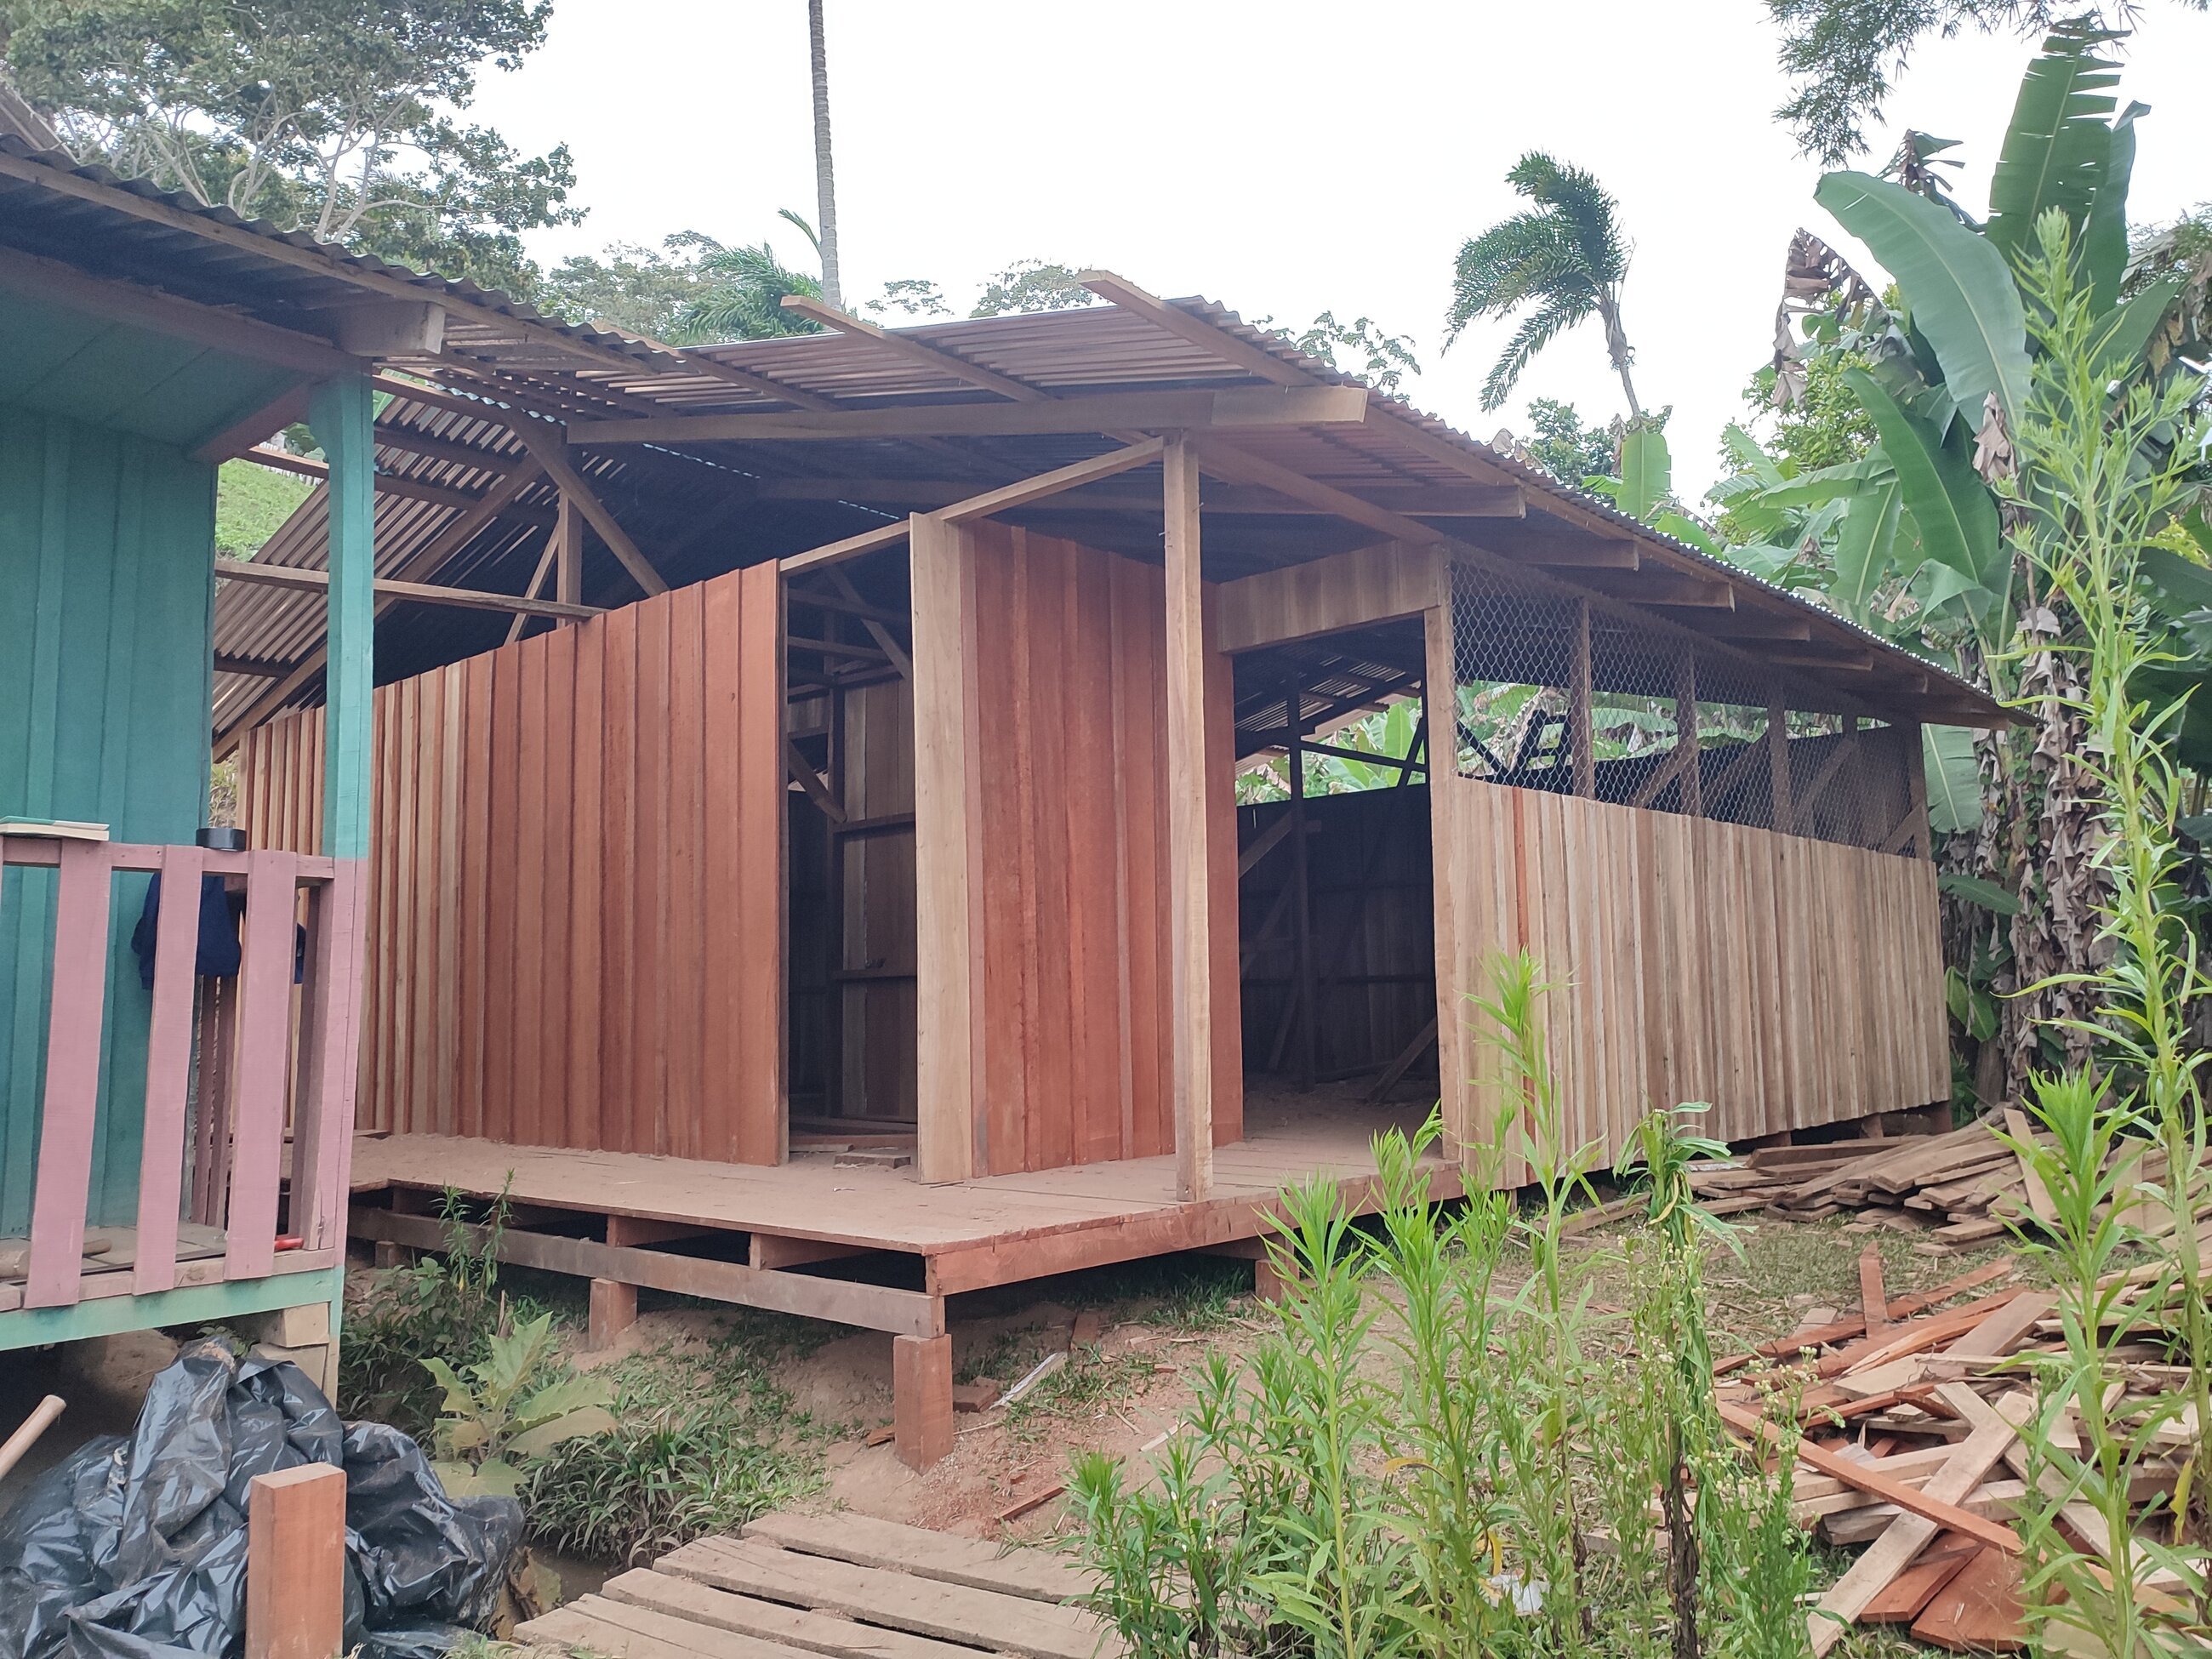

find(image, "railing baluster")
[289,867,365,1254]
[223,850,298,1280]
[134,846,204,1295]
[25,842,114,1308]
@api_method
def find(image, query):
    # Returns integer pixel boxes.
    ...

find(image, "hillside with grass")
[214,458,312,558]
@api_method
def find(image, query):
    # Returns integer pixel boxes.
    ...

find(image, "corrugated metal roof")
[2,137,1988,733]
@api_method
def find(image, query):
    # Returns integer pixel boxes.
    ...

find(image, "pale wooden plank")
[743,1511,1093,1602]
[658,1538,1115,1659]
[603,1569,992,1659]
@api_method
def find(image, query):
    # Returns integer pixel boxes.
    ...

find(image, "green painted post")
[308,375,374,858]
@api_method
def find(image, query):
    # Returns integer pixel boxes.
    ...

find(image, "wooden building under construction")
[208,267,2004,1462]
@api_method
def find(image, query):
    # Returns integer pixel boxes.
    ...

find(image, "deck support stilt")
[587,1278,637,1350]
[892,1330,954,1468]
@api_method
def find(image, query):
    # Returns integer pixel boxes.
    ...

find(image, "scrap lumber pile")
[1689,1114,2086,1244]
[1715,1250,2200,1655]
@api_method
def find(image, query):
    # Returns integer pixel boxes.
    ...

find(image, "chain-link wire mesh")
[1449,562,1919,854]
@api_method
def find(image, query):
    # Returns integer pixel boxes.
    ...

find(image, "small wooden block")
[1861,1532,1978,1622]
[258,1301,332,1349]
[952,1379,1002,1413]
[589,1277,638,1350]
[246,1462,347,1659]
[1909,1546,2027,1652]
[1252,1257,1291,1304]
[894,1331,955,1468]
[1070,1309,1105,1348]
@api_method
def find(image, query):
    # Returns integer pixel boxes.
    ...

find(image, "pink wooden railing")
[0,838,362,1310]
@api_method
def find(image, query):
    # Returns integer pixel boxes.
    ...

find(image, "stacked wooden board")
[1690,1115,2110,1244]
[519,1510,1122,1659]
[1715,1251,2200,1655]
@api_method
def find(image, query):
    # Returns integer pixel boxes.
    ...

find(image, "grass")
[214,456,312,556]
[1004,1346,1163,1445]
[522,1312,835,1566]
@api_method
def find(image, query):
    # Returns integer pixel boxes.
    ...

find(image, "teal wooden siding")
[0,402,216,1237]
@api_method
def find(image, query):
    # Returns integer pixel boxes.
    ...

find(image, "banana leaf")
[2084,103,2145,311]
[2089,277,2184,375]
[1618,425,1670,522]
[1818,171,2032,427]
[1842,369,2003,629]
[1830,470,1903,623]
[1923,726,1983,835]
[1983,23,2123,271]
[1939,873,2020,915]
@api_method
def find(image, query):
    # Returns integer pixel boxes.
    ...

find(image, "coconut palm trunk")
[807,0,841,309]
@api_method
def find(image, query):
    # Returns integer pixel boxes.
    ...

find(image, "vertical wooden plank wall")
[912,520,1240,1181]
[237,562,785,1162]
[1432,779,1948,1172]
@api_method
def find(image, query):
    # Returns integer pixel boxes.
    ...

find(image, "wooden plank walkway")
[519,1511,1120,1659]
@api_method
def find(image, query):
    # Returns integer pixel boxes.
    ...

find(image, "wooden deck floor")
[349,1089,1458,1299]
[521,1510,1117,1659]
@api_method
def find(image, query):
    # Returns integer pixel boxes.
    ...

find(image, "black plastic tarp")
[0,1340,522,1659]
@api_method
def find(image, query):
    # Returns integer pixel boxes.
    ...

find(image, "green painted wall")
[0,402,216,1237]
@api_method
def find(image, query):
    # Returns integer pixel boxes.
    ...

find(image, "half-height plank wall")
[1432,778,1947,1169]
[238,563,784,1162]
[912,520,1241,1181]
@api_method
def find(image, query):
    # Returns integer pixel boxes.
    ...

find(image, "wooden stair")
[519,1510,1120,1659]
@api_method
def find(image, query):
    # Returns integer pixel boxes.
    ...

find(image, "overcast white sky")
[470,1,2212,499]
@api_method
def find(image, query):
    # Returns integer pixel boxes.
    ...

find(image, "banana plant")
[1711,19,2205,842]
[424,1311,618,1497]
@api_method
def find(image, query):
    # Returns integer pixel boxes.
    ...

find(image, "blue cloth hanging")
[129,871,242,989]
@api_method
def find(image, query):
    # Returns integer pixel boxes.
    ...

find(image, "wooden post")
[246,1462,347,1659]
[1423,591,1472,1172]
[892,1331,954,1468]
[309,375,374,865]
[554,492,583,611]
[588,1278,637,1350]
[1767,691,1794,835]
[1676,649,1702,817]
[1902,720,1931,859]
[910,513,978,1182]
[1286,690,1316,1092]
[1569,596,1595,798]
[1163,437,1214,1202]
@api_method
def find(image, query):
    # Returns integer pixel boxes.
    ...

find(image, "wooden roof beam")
[568,385,1365,447]
[1504,534,1639,570]
[510,425,668,596]
[664,351,846,411]
[241,445,527,516]
[216,556,602,620]
[212,458,547,756]
[753,475,1523,517]
[1576,568,1737,609]
[779,295,1048,402]
[1078,271,1311,386]
[192,385,315,464]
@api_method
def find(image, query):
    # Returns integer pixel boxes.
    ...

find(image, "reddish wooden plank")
[700,571,741,1163]
[633,594,671,1155]
[1908,1547,2026,1652]
[972,524,1032,1176]
[540,625,576,1148]
[1111,556,1161,1159]
[664,583,706,1160]
[26,842,117,1308]
[512,635,549,1151]
[225,851,300,1280]
[1021,533,1074,1175]
[733,561,784,1165]
[134,845,205,1294]
[482,645,523,1145]
[1065,540,1119,1166]
[598,605,638,1153]
[1861,1533,1976,1623]
[459,652,494,1139]
[568,621,607,1153]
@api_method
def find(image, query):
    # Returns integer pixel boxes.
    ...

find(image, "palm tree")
[1445,153,1642,415]
[671,217,828,343]
[808,0,841,308]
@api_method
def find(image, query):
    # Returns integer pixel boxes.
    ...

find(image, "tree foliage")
[1764,0,2209,165]
[1521,397,1618,485]
[1,0,580,294]
[1445,151,1642,415]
